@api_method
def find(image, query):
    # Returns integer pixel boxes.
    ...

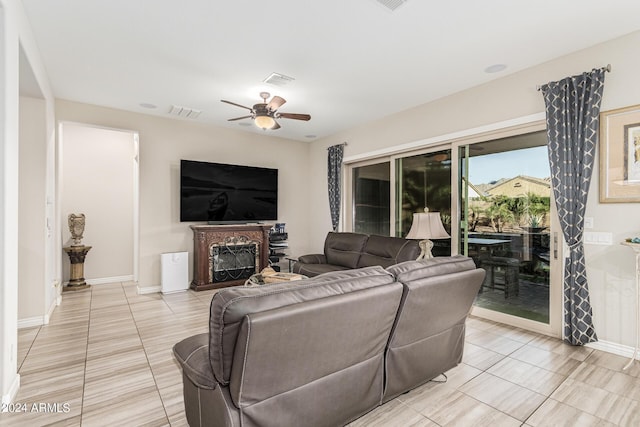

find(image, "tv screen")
[180,160,278,223]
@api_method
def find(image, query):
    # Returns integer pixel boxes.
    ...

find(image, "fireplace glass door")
[211,243,258,283]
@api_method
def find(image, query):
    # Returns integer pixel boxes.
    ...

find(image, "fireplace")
[210,237,258,283]
[190,224,272,290]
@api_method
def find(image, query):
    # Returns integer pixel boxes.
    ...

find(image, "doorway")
[59,123,139,284]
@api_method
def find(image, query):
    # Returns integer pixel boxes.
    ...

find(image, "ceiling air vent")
[263,72,295,87]
[374,0,407,11]
[169,105,202,119]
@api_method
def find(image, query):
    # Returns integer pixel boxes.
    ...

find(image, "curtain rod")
[536,64,611,91]
[327,142,348,150]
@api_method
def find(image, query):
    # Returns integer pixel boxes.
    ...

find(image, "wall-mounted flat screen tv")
[180,160,278,223]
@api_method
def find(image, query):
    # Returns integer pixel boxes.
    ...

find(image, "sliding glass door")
[346,126,561,335]
[395,149,452,255]
[351,161,390,236]
[459,131,561,332]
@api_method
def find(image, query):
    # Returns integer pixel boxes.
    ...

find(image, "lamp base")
[416,239,435,260]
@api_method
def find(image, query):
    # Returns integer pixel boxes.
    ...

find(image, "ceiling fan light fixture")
[255,115,275,130]
[222,92,309,130]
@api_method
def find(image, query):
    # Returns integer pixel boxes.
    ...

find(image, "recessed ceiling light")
[305,135,317,139]
[139,102,157,109]
[484,64,507,74]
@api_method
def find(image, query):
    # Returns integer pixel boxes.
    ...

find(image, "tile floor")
[2,281,640,426]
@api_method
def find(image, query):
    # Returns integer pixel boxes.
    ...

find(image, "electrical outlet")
[584,231,612,245]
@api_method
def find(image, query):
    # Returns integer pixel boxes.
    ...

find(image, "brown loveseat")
[173,255,484,427]
[291,231,421,277]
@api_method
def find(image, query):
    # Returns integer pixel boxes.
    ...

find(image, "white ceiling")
[20,0,640,142]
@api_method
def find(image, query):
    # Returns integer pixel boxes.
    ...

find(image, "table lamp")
[406,208,450,259]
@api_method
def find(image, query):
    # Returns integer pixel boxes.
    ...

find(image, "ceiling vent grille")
[169,105,202,119]
[263,72,295,87]
[374,0,407,11]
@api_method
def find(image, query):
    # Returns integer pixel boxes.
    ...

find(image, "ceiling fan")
[221,92,311,130]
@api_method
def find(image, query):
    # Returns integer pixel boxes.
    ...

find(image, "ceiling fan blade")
[267,96,286,111]
[221,99,253,111]
[278,113,311,121]
[271,120,281,130]
[227,115,252,121]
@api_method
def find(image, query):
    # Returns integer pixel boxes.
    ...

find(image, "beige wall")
[60,123,135,282]
[55,100,311,288]
[18,96,46,320]
[309,31,640,349]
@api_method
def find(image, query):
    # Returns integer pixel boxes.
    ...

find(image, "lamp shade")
[406,208,450,240]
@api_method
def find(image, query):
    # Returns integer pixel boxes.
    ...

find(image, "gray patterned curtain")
[327,144,344,231]
[541,68,605,345]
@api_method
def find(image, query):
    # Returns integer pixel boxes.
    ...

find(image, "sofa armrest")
[173,333,217,390]
[297,254,327,264]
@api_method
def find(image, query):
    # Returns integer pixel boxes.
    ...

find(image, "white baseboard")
[137,285,161,295]
[162,289,189,295]
[1,373,20,406]
[43,297,57,325]
[18,316,44,329]
[587,339,639,360]
[86,275,134,285]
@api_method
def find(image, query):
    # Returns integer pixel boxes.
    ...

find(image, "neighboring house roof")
[485,175,551,197]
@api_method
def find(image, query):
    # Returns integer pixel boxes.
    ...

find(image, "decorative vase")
[68,213,86,246]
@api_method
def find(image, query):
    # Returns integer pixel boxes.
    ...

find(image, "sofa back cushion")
[209,265,396,386]
[383,256,485,400]
[357,235,420,268]
[323,232,368,268]
[230,279,403,426]
[387,254,478,281]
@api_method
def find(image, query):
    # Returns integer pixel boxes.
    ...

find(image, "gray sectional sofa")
[292,231,421,277]
[173,255,484,427]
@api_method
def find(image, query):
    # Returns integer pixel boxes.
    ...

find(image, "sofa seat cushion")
[173,333,216,390]
[293,262,350,277]
[357,235,420,268]
[324,232,369,268]
[209,265,395,385]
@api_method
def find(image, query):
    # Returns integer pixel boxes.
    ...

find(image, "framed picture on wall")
[600,104,640,203]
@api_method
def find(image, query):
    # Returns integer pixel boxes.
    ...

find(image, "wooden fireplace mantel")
[190,224,272,291]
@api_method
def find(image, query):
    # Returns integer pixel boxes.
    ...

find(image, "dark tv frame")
[180,159,278,224]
